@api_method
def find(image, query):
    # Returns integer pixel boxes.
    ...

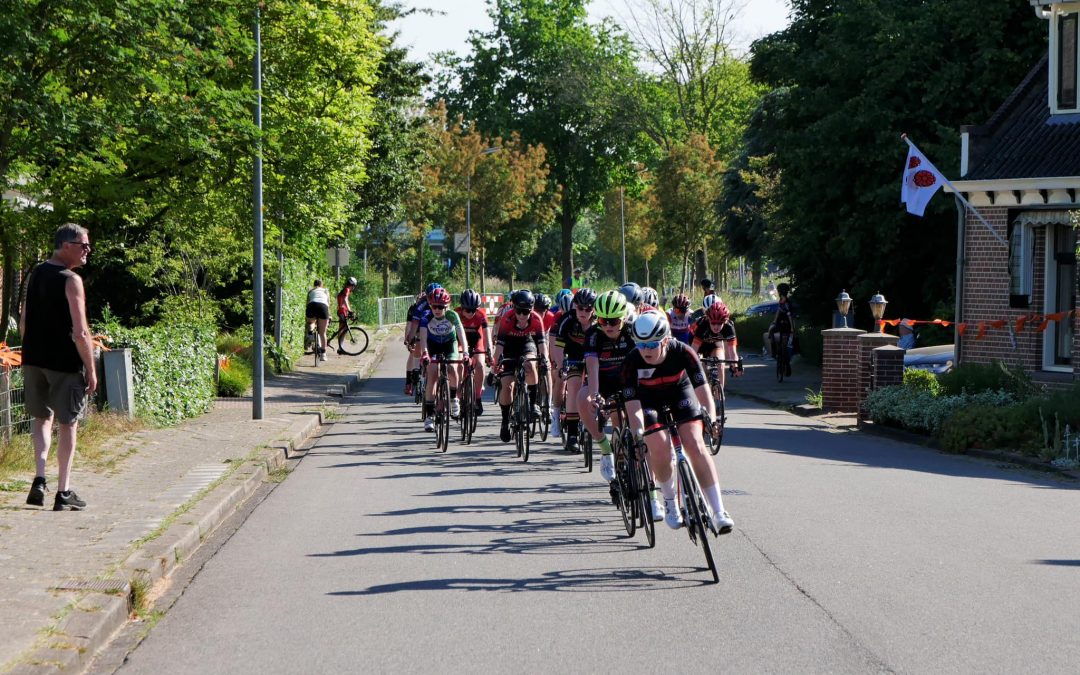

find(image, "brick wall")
[822,328,864,413]
[872,346,905,392]
[857,333,898,419]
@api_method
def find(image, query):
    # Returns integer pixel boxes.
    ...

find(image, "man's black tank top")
[22,262,83,372]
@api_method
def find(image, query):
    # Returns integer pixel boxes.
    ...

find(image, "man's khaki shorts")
[22,365,88,425]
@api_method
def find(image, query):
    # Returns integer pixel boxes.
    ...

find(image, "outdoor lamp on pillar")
[835,290,852,328]
[869,292,888,333]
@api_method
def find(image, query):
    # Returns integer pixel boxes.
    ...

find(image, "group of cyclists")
[400,280,755,536]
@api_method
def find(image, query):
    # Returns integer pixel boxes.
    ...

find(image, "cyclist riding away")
[419,288,468,432]
[335,277,358,355]
[691,300,743,394]
[551,288,596,445]
[766,282,797,377]
[492,290,549,443]
[305,279,331,362]
[457,289,493,415]
[623,311,735,533]
[578,290,635,482]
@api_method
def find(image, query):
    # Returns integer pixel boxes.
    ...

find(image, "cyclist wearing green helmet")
[578,290,634,483]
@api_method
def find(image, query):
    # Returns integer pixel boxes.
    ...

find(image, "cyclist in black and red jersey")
[492,290,549,443]
[403,282,441,395]
[334,277,357,354]
[578,290,635,482]
[550,288,596,443]
[622,310,735,533]
[691,299,743,394]
[456,289,494,415]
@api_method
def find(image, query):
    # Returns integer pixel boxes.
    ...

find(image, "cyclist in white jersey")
[305,280,331,361]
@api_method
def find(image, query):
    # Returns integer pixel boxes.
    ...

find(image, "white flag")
[900,144,946,216]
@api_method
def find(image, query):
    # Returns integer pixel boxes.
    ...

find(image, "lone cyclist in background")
[335,276,358,355]
[306,279,332,362]
[766,282,797,376]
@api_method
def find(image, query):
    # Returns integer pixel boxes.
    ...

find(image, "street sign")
[326,247,350,267]
[453,233,470,254]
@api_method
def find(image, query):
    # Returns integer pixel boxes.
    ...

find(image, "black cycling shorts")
[641,397,704,435]
[306,302,330,320]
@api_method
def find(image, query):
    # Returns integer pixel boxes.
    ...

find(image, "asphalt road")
[115,347,1080,674]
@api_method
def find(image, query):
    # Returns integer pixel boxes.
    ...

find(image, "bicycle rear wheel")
[678,460,718,583]
[776,339,787,383]
[611,434,634,537]
[338,325,369,356]
[460,375,474,444]
[581,427,593,472]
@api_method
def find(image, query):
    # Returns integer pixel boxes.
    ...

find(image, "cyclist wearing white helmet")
[334,276,358,355]
[623,310,735,533]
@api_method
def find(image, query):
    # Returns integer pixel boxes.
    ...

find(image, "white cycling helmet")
[641,286,659,307]
[702,293,720,308]
[631,309,671,343]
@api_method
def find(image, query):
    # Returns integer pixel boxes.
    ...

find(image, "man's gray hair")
[54,223,88,250]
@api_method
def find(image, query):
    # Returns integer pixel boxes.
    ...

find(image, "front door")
[1048,224,1077,367]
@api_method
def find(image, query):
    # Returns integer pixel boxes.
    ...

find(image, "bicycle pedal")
[718,525,733,536]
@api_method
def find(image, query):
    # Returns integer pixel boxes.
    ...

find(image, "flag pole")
[901,134,1007,247]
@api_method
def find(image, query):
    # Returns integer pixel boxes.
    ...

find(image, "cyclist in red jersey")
[691,300,743,395]
[492,290,548,443]
[334,277,357,354]
[456,289,493,414]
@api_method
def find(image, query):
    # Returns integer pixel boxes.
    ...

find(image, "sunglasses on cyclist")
[636,340,663,350]
[514,307,532,315]
[432,305,447,310]
[598,317,622,327]
[576,305,594,312]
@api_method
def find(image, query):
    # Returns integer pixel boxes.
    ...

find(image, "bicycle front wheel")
[460,376,474,444]
[338,325,369,356]
[537,376,550,442]
[611,434,634,537]
[437,376,450,453]
[581,428,593,472]
[636,447,656,548]
[678,460,718,583]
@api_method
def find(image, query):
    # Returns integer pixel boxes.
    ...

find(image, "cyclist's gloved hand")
[421,353,431,366]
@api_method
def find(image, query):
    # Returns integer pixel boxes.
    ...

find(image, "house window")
[1008,218,1033,308]
[1059,12,1078,110]
[1051,225,1076,366]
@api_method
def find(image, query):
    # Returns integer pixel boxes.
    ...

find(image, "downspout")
[954,195,965,368]
[1032,4,1052,20]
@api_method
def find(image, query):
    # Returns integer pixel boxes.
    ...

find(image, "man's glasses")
[432,305,447,310]
[598,317,622,327]
[67,241,91,252]
[637,340,663,350]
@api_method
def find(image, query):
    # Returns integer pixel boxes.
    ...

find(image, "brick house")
[948,1,1079,386]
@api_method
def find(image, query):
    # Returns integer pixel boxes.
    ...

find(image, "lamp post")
[620,186,627,284]
[466,146,500,290]
[835,290,852,328]
[251,4,265,420]
[869,292,888,333]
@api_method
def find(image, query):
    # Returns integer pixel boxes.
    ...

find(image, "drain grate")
[49,578,130,594]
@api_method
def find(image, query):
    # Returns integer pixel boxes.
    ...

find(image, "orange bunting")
[975,322,987,340]
[989,319,1006,329]
[0,343,22,370]
[957,323,967,337]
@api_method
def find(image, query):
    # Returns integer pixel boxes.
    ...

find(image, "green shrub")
[217,356,253,397]
[795,324,823,367]
[938,360,1040,399]
[96,312,216,426]
[903,368,941,396]
[938,404,1037,454]
[732,314,773,354]
[864,386,1016,436]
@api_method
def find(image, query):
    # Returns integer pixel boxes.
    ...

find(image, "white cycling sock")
[704,484,725,515]
[660,475,677,501]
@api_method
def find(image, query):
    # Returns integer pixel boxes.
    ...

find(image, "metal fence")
[1,360,31,442]
[377,295,416,326]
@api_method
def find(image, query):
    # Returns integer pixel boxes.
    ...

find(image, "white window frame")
[1009,219,1034,301]
[1050,4,1080,114]
[1042,222,1077,372]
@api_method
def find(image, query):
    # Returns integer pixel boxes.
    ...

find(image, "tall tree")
[746,0,1045,323]
[440,0,639,284]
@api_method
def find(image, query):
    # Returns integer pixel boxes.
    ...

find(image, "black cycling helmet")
[573,287,597,309]
[641,286,659,308]
[618,282,643,307]
[460,289,482,310]
[511,289,535,310]
[777,282,791,297]
[534,292,552,312]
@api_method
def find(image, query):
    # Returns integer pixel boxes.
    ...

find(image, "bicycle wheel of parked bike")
[337,324,369,356]
[459,376,474,444]
[678,460,718,583]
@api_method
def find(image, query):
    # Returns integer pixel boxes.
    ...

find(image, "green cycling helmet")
[595,290,628,320]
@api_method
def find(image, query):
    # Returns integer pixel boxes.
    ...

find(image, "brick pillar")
[822,328,865,413]
[857,332,899,419]
[872,344,905,388]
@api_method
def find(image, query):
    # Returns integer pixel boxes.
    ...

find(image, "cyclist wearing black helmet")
[550,288,596,441]
[456,289,493,414]
[492,290,549,443]
[766,283,797,375]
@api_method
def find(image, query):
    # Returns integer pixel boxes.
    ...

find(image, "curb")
[10,329,394,673]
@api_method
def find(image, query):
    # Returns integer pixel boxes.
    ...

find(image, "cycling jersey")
[583,324,635,396]
[336,287,352,317]
[554,313,591,363]
[773,300,795,333]
[420,309,464,357]
[542,309,557,333]
[456,306,489,351]
[307,288,330,305]
[668,308,691,343]
[408,298,431,323]
[622,340,708,429]
[496,310,544,348]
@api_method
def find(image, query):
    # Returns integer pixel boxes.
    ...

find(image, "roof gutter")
[1031,3,1052,19]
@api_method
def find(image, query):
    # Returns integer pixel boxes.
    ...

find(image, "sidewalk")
[0,327,397,674]
[722,352,858,429]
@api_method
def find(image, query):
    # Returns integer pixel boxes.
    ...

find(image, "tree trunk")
[694,248,707,286]
[1,240,14,336]
[751,257,762,296]
[416,235,424,295]
[480,246,486,295]
[560,202,575,289]
[679,251,689,295]
[644,257,650,288]
[382,261,390,298]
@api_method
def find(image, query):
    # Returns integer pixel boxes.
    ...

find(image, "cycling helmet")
[534,293,552,312]
[460,289,482,310]
[557,292,574,313]
[702,293,718,308]
[573,287,597,309]
[672,293,690,310]
[631,310,671,343]
[555,288,572,303]
[511,289,535,310]
[618,282,643,307]
[429,288,451,306]
[425,282,442,295]
[641,286,659,308]
[777,282,791,297]
[706,300,731,323]
[595,290,629,320]
[347,276,358,287]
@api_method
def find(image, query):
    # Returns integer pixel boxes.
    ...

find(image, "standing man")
[20,223,97,511]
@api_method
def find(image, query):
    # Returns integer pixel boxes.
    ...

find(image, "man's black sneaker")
[785,364,792,377]
[53,491,86,511]
[26,477,48,507]
[500,424,511,442]
[337,348,347,355]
